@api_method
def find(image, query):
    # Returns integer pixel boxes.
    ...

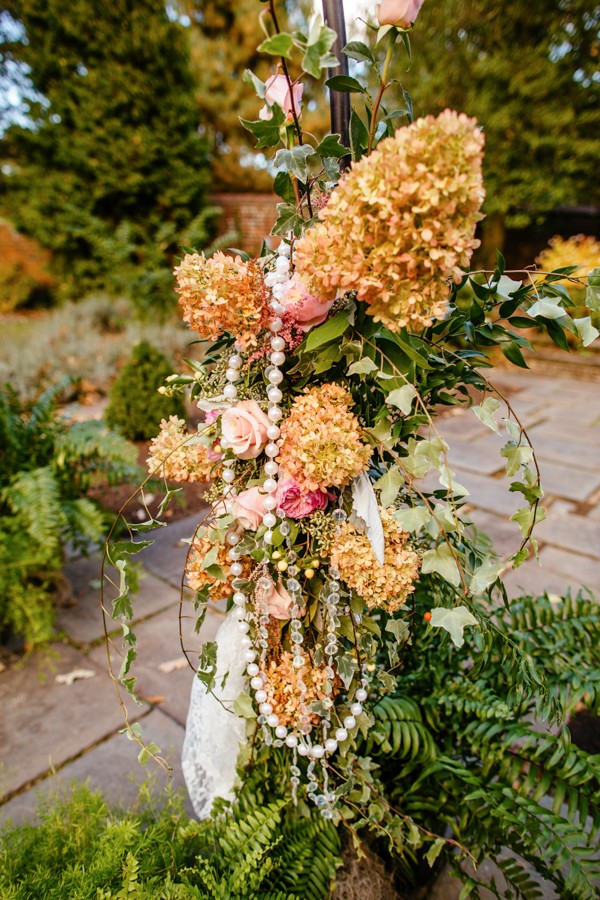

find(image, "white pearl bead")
[325,738,338,753]
[250,677,263,690]
[270,351,285,367]
[223,384,237,400]
[229,354,242,368]
[237,620,249,633]
[356,688,368,702]
[227,548,240,561]
[267,425,280,440]
[343,715,356,730]
[255,689,267,703]
[222,468,235,483]
[226,531,240,545]
[263,512,276,528]
[240,635,251,648]
[263,478,277,493]
[297,744,307,757]
[264,530,274,544]
[350,702,363,717]
[230,562,243,576]
[264,460,278,476]
[268,406,282,422]
[268,368,283,384]
[335,727,348,742]
[244,650,256,662]
[275,725,288,739]
[220,437,230,450]
[271,336,285,351]
[278,242,291,257]
[285,733,298,748]
[225,368,238,382]
[247,663,259,677]
[270,318,283,332]
[267,713,279,728]
[263,494,277,510]
[259,702,273,716]
[233,592,246,606]
[265,443,279,458]
[234,606,246,620]
[311,744,325,759]
[267,386,282,403]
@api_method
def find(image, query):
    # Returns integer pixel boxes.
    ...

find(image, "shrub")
[0,782,342,899]
[0,219,55,313]
[105,341,186,442]
[0,381,138,648]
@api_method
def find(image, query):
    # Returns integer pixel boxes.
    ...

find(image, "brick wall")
[211,193,279,256]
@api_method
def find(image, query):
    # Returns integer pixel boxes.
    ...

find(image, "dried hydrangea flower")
[294,109,485,333]
[186,528,252,599]
[266,650,333,728]
[147,416,218,483]
[331,511,421,613]
[174,251,269,349]
[277,383,372,493]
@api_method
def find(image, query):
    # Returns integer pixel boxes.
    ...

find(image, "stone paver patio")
[1,366,598,896]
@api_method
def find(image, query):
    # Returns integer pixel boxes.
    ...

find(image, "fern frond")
[365,695,438,762]
[2,466,65,552]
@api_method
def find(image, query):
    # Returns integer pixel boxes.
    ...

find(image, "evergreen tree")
[0,0,215,311]
[398,0,600,257]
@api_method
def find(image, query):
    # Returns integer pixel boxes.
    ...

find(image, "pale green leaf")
[392,505,431,533]
[439,464,470,497]
[473,397,501,433]
[273,145,317,183]
[469,557,504,594]
[510,505,546,539]
[375,466,404,508]
[501,441,534,477]
[503,418,521,441]
[347,357,379,376]
[402,436,448,478]
[574,316,599,347]
[425,837,446,868]
[495,275,522,300]
[585,267,600,311]
[257,33,295,58]
[232,691,257,719]
[528,297,567,319]
[386,384,417,415]
[428,605,478,648]
[202,544,219,570]
[385,619,410,642]
[421,543,461,588]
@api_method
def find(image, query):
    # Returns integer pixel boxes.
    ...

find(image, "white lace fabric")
[181,612,247,818]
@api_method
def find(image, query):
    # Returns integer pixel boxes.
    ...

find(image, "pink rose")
[282,275,334,332]
[259,74,304,123]
[204,409,220,425]
[221,400,270,460]
[261,580,294,620]
[277,477,332,519]
[231,486,268,530]
[376,0,425,28]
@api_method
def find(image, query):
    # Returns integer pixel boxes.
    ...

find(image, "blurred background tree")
[0,0,216,313]
[175,0,330,192]
[398,0,600,260]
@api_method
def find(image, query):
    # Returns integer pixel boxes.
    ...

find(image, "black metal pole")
[321,0,350,151]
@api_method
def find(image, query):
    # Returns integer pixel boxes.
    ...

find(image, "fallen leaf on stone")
[145,695,166,704]
[55,668,96,686]
[158,657,188,673]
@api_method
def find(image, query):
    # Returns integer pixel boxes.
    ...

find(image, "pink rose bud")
[260,580,294,620]
[282,274,334,333]
[376,0,425,28]
[220,400,270,460]
[259,74,304,123]
[231,486,268,530]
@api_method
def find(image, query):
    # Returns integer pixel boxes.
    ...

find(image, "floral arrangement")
[103,0,598,876]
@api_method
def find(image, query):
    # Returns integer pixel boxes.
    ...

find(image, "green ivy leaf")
[385,619,410,643]
[375,466,404,508]
[473,397,501,433]
[196,642,218,694]
[273,145,317,183]
[240,104,285,149]
[574,316,599,347]
[469,557,504,594]
[428,605,478,648]
[232,691,257,719]
[273,170,295,203]
[337,653,357,690]
[421,544,461,588]
[257,33,295,58]
[271,202,305,237]
[242,68,266,99]
[425,838,446,868]
[392,505,431,533]
[315,134,349,158]
[386,384,417,415]
[347,357,378,377]
[527,297,567,319]
[585,267,600,311]
[302,18,338,77]
[510,505,546,539]
[501,441,534,477]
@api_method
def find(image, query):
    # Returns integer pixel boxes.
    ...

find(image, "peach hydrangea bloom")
[277,384,372,493]
[147,416,218,483]
[293,110,485,333]
[265,651,333,728]
[186,529,252,598]
[174,251,269,350]
[330,511,421,612]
